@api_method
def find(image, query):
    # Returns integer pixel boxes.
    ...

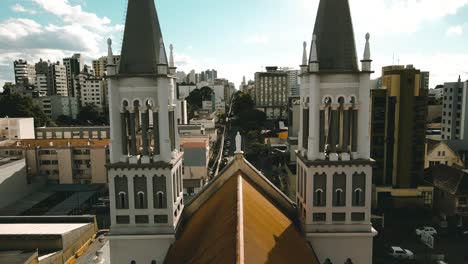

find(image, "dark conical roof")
[311,0,359,72]
[118,0,168,75]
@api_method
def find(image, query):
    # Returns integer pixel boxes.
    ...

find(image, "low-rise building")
[0,216,98,264]
[426,165,468,228]
[0,118,35,141]
[0,139,109,184]
[34,96,79,119]
[426,140,468,169]
[35,126,110,139]
[180,137,210,196]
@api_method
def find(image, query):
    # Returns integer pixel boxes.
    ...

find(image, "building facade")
[295,0,377,262]
[14,59,36,85]
[254,67,289,119]
[0,118,35,141]
[34,96,79,119]
[371,65,432,209]
[35,126,110,140]
[106,1,183,263]
[92,55,121,78]
[0,139,109,184]
[74,72,105,110]
[63,54,82,97]
[48,62,68,96]
[441,77,468,140]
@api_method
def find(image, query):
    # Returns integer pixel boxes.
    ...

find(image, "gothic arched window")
[335,189,344,206]
[156,191,165,209]
[354,188,363,206]
[315,189,324,206]
[118,192,127,209]
[137,191,145,209]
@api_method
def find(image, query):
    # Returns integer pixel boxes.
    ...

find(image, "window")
[354,189,364,206]
[332,213,346,222]
[351,213,365,221]
[136,192,145,209]
[135,215,149,224]
[116,215,130,224]
[156,192,165,209]
[334,189,344,206]
[314,189,324,207]
[131,261,136,264]
[312,213,326,222]
[118,192,127,209]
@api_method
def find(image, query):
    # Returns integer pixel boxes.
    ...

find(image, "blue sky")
[1,0,468,88]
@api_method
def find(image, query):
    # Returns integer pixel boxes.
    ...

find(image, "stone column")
[330,105,339,153]
[141,107,150,156]
[129,108,137,156]
[307,74,320,160]
[343,108,350,152]
[120,107,128,156]
[351,108,358,153]
[153,108,160,156]
[128,175,135,224]
[146,176,154,224]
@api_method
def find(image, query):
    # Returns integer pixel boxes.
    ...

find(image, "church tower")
[296,0,377,263]
[106,1,183,263]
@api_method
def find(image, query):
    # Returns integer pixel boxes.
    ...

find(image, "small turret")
[361,33,372,72]
[169,44,176,75]
[300,41,308,74]
[158,37,169,74]
[106,38,116,76]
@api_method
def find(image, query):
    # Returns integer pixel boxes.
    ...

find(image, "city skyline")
[1,0,468,88]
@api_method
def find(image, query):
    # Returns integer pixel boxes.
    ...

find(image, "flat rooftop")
[0,139,109,149]
[0,223,89,235]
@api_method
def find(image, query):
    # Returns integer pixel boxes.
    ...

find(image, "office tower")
[371,65,431,208]
[14,59,36,85]
[441,76,468,140]
[254,66,289,119]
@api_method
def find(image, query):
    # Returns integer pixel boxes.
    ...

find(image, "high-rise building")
[92,55,120,77]
[35,74,48,96]
[106,1,183,263]
[48,62,67,96]
[371,65,432,208]
[14,60,36,85]
[63,54,82,97]
[295,0,376,262]
[254,66,289,119]
[286,68,300,97]
[441,76,468,140]
[74,71,105,109]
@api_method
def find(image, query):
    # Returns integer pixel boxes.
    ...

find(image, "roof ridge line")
[236,174,244,264]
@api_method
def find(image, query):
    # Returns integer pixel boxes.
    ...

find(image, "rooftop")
[0,139,110,149]
[0,223,89,235]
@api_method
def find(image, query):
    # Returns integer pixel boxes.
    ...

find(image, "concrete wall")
[307,233,374,264]
[110,236,174,264]
[90,148,107,184]
[58,149,73,184]
[0,159,40,208]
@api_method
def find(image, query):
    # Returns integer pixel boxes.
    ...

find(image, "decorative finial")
[169,44,175,68]
[310,34,318,63]
[365,33,370,41]
[159,37,168,65]
[107,38,112,46]
[235,132,243,154]
[362,32,372,71]
[302,41,308,66]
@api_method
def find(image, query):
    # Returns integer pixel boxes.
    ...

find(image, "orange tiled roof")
[165,171,319,264]
[0,139,109,149]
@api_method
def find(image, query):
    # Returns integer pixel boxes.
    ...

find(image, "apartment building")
[0,118,35,141]
[0,139,109,184]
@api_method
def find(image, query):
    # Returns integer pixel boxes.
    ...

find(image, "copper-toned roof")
[165,168,318,264]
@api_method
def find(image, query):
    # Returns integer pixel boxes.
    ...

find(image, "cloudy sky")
[0,0,468,88]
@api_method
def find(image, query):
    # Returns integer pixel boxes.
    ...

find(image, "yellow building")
[0,139,109,184]
[426,140,468,169]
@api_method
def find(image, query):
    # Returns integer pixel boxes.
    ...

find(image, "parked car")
[387,246,415,260]
[416,226,437,236]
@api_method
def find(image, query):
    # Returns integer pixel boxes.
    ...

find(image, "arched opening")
[156,191,164,209]
[354,188,363,206]
[315,189,324,206]
[335,189,344,206]
[118,192,126,209]
[130,261,136,264]
[151,261,157,264]
[137,191,145,209]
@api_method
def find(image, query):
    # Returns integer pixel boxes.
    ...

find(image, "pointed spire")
[119,0,168,74]
[169,44,175,68]
[106,38,116,76]
[309,35,319,72]
[235,132,243,154]
[302,41,308,66]
[363,33,371,60]
[458,75,462,82]
[312,0,358,71]
[361,33,372,72]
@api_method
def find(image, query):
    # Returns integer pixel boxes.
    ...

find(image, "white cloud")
[11,4,37,15]
[244,34,270,45]
[446,25,464,36]
[300,0,468,35]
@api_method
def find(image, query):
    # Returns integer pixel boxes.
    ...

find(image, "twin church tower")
[106,0,376,263]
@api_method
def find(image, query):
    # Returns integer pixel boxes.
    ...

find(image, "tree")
[238,108,266,131]
[0,93,50,127]
[232,92,254,116]
[77,104,108,125]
